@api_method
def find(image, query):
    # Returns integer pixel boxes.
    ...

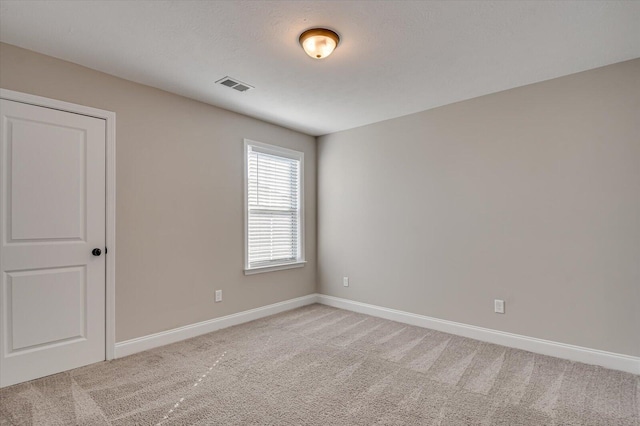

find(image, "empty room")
[0,1,638,425]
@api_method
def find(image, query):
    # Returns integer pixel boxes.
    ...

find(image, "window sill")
[244,261,307,275]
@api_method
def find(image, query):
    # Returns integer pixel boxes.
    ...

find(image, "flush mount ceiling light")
[299,28,340,59]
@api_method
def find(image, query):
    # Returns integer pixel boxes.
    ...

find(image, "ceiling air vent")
[215,76,254,92]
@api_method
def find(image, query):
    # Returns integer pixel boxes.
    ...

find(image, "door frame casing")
[0,88,116,360]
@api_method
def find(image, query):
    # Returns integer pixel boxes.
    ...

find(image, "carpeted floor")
[1,304,638,425]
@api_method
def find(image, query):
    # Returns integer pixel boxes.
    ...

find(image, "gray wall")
[318,59,640,357]
[0,42,317,342]
[2,41,638,357]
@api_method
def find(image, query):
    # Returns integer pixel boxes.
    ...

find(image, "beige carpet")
[1,304,638,425]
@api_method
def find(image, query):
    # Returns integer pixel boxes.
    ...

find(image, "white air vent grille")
[215,76,254,92]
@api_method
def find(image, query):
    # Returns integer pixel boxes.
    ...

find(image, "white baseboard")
[316,294,639,375]
[114,294,319,358]
[114,292,638,374]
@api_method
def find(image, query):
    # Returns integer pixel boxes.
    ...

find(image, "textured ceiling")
[1,1,639,136]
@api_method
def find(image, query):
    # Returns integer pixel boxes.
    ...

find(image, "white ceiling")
[1,1,639,136]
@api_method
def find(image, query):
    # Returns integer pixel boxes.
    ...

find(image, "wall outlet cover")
[494,299,505,314]
[215,290,222,302]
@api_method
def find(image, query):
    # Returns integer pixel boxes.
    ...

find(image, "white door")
[0,99,106,387]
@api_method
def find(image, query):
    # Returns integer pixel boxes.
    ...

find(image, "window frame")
[243,139,305,275]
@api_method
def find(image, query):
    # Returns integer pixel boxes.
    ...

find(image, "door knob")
[92,248,102,256]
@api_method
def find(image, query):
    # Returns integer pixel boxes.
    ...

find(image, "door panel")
[9,118,86,241]
[0,99,106,387]
[9,266,86,351]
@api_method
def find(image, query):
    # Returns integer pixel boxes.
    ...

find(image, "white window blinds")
[246,143,302,269]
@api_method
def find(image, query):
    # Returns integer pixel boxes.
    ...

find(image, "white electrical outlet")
[343,277,349,287]
[215,290,222,302]
[494,299,505,314]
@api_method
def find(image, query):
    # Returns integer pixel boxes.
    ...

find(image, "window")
[244,140,305,274]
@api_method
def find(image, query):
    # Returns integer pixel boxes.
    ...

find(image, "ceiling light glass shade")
[299,28,340,59]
